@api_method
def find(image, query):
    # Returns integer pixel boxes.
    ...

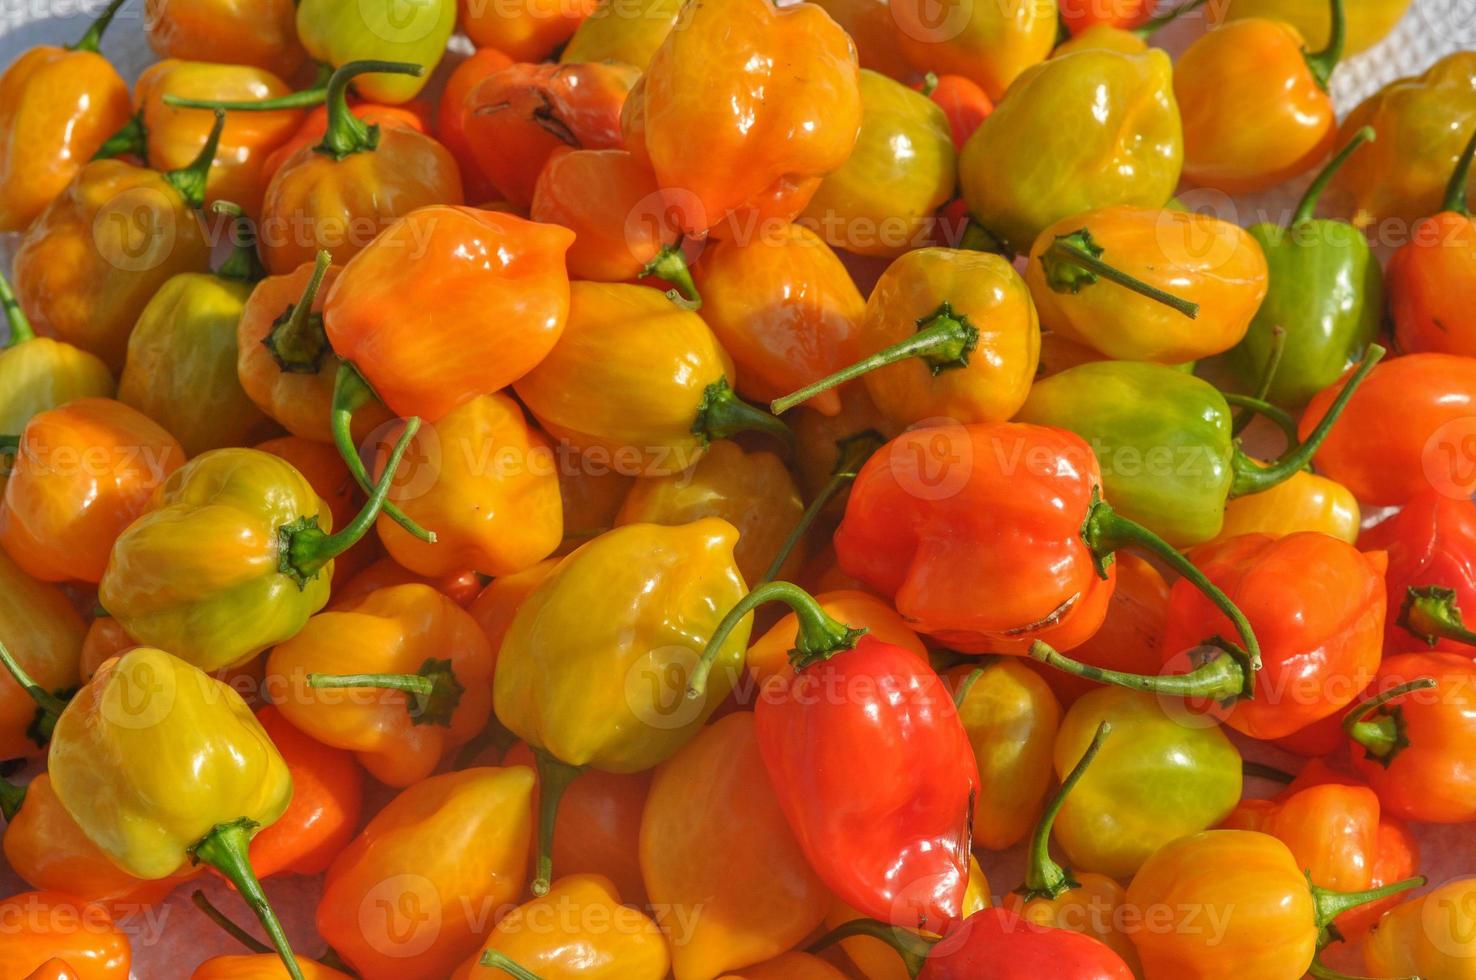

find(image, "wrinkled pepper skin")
[1216,0,1411,55]
[1301,353,1476,505]
[318,767,535,980]
[1025,206,1268,364]
[144,0,307,79]
[459,0,597,62]
[561,0,684,70]
[49,647,291,881]
[495,519,751,771]
[373,394,563,578]
[960,49,1181,254]
[0,399,183,584]
[631,0,862,237]
[12,160,211,372]
[1051,688,1242,879]
[437,48,515,203]
[692,223,865,417]
[890,0,1057,101]
[921,907,1133,979]
[801,70,957,259]
[1362,489,1476,653]
[267,583,494,786]
[640,713,828,979]
[324,205,574,423]
[757,636,978,934]
[1364,878,1476,978]
[1215,469,1360,546]
[0,893,131,980]
[1331,52,1476,229]
[296,0,455,103]
[247,706,363,879]
[0,548,84,761]
[0,30,132,231]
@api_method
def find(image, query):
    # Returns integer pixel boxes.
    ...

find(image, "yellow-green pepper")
[0,269,113,433]
[560,0,682,70]
[295,0,454,103]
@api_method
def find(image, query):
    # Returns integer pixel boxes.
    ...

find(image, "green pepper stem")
[190,819,304,980]
[282,415,419,584]
[480,951,545,980]
[307,658,463,727]
[190,889,272,955]
[1242,761,1295,784]
[759,430,884,585]
[1230,343,1384,497]
[265,250,333,373]
[91,112,147,163]
[330,362,436,542]
[952,665,986,709]
[164,110,227,212]
[531,748,583,897]
[314,61,423,160]
[770,304,979,415]
[67,0,128,53]
[1293,127,1375,226]
[1231,325,1286,438]
[1017,721,1110,901]
[1135,0,1212,37]
[1082,492,1261,672]
[0,638,69,743]
[1312,875,1424,934]
[0,777,26,822]
[641,243,702,310]
[685,581,867,701]
[1031,638,1251,702]
[807,918,932,980]
[1041,230,1199,319]
[920,72,939,96]
[1303,0,1346,90]
[693,378,793,446]
[212,202,265,284]
[1342,677,1437,764]
[1223,393,1299,447]
[1443,125,1476,217]
[0,268,35,346]
[163,87,330,113]
[1399,584,1476,648]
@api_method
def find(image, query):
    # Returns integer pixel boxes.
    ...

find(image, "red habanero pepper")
[438,48,516,203]
[689,582,980,934]
[833,423,1259,661]
[1035,532,1385,740]
[1389,126,1476,356]
[1360,488,1476,653]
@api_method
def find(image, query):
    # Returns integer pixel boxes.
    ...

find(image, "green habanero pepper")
[295,0,454,104]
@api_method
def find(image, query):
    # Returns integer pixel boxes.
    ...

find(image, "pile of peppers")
[1,0,1475,976]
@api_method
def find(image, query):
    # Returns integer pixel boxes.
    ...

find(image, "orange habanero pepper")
[144,0,307,81]
[190,956,351,980]
[891,0,1057,101]
[0,892,130,980]
[438,48,516,203]
[1389,127,1476,356]
[337,557,486,610]
[261,100,431,189]
[0,549,83,760]
[459,0,598,62]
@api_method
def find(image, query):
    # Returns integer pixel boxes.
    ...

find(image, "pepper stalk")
[807,917,933,979]
[1292,127,1374,229]
[189,819,306,980]
[330,362,437,543]
[1040,229,1200,320]
[530,747,584,897]
[1343,677,1438,766]
[759,429,884,585]
[163,109,228,212]
[1399,585,1476,648]
[692,378,794,447]
[1442,125,1476,217]
[641,243,703,310]
[307,657,465,727]
[212,202,266,284]
[264,250,334,374]
[1015,721,1111,902]
[0,638,71,748]
[1302,0,1347,91]
[481,950,545,979]
[0,268,33,347]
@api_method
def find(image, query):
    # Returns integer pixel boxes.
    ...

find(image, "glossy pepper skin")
[919,907,1133,979]
[0,0,133,232]
[464,62,638,212]
[373,393,562,578]
[746,589,925,685]
[639,712,828,979]
[267,583,494,786]
[1227,129,1384,409]
[1330,52,1476,229]
[296,0,455,103]
[0,277,114,432]
[1125,830,1419,980]
[323,205,574,423]
[691,222,865,417]
[801,70,956,258]
[1216,0,1409,55]
[561,0,683,70]
[1389,127,1476,356]
[629,0,862,237]
[0,548,83,761]
[0,399,183,584]
[1215,469,1360,546]
[459,0,597,62]
[260,61,464,275]
[436,48,515,203]
[515,282,790,475]
[0,892,130,980]
[318,767,535,980]
[1364,878,1476,978]
[959,49,1181,254]
[247,706,363,879]
[99,439,410,671]
[144,0,306,79]
[1302,352,1476,505]
[1025,206,1268,364]
[1362,490,1476,653]
[890,0,1057,101]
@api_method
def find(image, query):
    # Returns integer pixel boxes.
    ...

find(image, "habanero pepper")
[256,435,380,593]
[0,550,83,761]
[1361,488,1476,653]
[266,583,493,787]
[11,111,222,373]
[295,0,455,103]
[98,426,417,672]
[812,0,913,78]
[1216,0,1409,55]
[513,282,791,476]
[638,712,829,979]
[437,48,515,203]
[745,588,925,686]
[494,519,751,893]
[48,647,303,978]
[689,583,977,934]
[260,100,431,188]
[561,0,683,70]
[554,453,635,554]
[469,561,560,655]
[628,0,862,238]
[1363,878,1476,978]
[318,767,534,979]
[0,270,113,434]
[247,706,363,879]
[144,0,306,80]
[116,204,274,456]
[1037,531,1387,741]
[1213,468,1361,546]
[0,399,183,584]
[890,0,1056,101]
[1389,126,1476,356]
[190,956,350,980]
[0,0,132,232]
[718,953,849,980]
[459,0,597,62]
[0,892,130,980]
[925,74,992,151]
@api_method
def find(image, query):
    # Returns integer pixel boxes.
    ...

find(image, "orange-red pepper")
[1389,127,1476,356]
[459,0,598,61]
[247,706,363,879]
[143,0,307,80]
[0,892,130,980]
[437,49,516,203]
[0,548,84,760]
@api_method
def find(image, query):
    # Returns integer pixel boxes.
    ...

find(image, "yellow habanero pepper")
[494,519,751,895]
[296,0,455,104]
[0,268,113,433]
[98,426,418,673]
[48,646,303,978]
[1215,0,1411,56]
[1213,467,1361,545]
